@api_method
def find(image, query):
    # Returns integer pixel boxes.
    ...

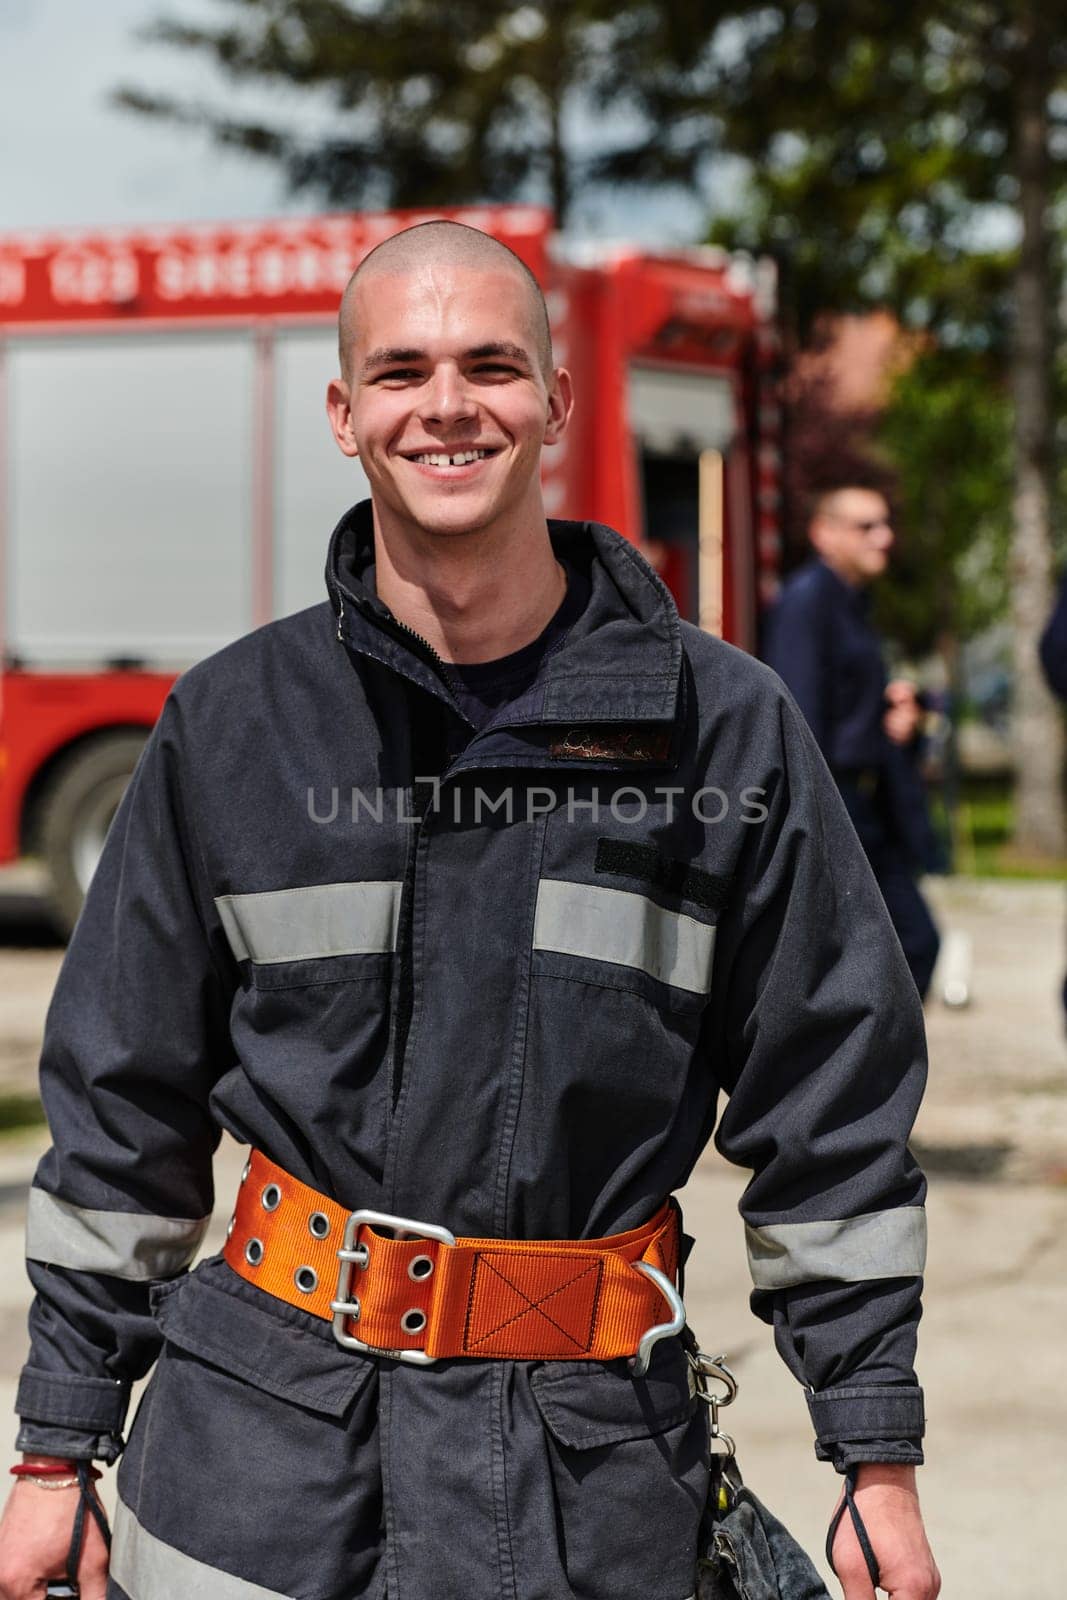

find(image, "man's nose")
[418,365,477,426]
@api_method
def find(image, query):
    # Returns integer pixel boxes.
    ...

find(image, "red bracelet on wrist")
[10,1461,97,1479]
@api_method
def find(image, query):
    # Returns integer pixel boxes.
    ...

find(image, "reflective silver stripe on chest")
[214,880,403,964]
[745,1206,928,1290]
[533,878,716,994]
[25,1190,209,1281]
[112,1496,293,1599]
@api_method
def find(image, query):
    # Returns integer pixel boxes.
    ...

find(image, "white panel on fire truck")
[626,366,736,456]
[274,328,370,617]
[6,333,255,666]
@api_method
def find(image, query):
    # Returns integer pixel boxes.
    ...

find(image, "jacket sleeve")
[705,684,928,1472]
[762,583,830,756]
[16,692,235,1463]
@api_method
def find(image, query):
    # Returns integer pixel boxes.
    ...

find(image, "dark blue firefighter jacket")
[17,503,928,1600]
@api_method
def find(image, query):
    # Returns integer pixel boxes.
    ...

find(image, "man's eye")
[378,368,421,381]
[474,363,516,375]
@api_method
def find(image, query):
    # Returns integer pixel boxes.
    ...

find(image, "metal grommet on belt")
[408,1254,434,1281]
[226,1215,236,1239]
[309,1211,331,1239]
[294,1265,318,1294]
[245,1237,264,1267]
[261,1183,282,1212]
[401,1308,427,1334]
[240,1159,251,1184]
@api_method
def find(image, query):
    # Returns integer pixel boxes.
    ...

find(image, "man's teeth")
[412,449,492,466]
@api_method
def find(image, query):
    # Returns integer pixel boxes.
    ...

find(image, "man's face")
[327,263,570,543]
[809,488,894,586]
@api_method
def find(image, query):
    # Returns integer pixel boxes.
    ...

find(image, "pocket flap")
[530,1338,695,1449]
[149,1255,374,1419]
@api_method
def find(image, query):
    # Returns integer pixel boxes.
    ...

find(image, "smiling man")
[1,224,937,1600]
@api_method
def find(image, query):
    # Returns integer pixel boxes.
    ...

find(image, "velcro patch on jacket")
[594,838,730,912]
[548,726,673,762]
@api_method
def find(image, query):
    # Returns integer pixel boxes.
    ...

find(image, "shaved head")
[338,220,553,382]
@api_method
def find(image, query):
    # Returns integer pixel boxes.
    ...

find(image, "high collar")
[324,499,682,728]
[813,555,871,610]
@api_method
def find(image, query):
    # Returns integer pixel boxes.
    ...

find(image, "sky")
[0,0,711,243]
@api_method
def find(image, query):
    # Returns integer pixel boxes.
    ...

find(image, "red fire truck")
[0,205,782,931]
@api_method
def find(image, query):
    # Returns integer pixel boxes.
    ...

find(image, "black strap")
[59,1462,112,1591]
[825,1467,881,1590]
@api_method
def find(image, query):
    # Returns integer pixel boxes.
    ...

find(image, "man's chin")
[401,490,508,537]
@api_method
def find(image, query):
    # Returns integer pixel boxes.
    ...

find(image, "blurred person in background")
[764,479,942,999]
[1039,576,1067,1023]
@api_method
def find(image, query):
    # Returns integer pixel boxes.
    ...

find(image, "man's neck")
[816,552,866,590]
[371,510,568,665]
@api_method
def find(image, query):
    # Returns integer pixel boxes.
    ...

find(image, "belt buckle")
[330,1208,456,1367]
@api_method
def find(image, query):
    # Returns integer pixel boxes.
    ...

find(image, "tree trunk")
[1009,7,1066,858]
[544,5,570,227]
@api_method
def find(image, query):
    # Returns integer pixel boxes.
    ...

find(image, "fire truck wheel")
[35,731,149,938]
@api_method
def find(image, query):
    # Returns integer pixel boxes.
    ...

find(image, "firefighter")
[0,223,939,1600]
[763,481,942,1000]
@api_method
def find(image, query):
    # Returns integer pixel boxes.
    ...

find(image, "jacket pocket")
[148,1254,375,1417]
[530,1338,697,1447]
[531,876,716,1016]
[250,950,392,992]
[529,1339,709,1600]
[116,1257,383,1600]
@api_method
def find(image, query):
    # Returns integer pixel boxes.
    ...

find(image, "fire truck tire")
[35,731,149,938]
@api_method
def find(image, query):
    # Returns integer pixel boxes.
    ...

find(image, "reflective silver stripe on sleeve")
[25,1190,209,1281]
[214,880,403,965]
[533,878,716,995]
[112,1496,292,1600]
[745,1206,927,1290]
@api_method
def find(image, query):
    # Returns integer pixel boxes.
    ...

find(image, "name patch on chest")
[548,726,673,763]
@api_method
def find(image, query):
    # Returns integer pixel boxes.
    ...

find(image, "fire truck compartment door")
[6,333,256,667]
[626,366,736,456]
[274,329,371,619]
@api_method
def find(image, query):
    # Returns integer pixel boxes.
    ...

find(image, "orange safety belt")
[224,1150,681,1364]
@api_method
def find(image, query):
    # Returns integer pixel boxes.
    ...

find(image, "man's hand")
[883,680,923,746]
[0,1459,109,1600]
[829,1463,940,1600]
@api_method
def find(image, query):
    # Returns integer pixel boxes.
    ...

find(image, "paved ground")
[0,872,1064,1596]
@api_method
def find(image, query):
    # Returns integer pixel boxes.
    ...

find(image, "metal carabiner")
[687,1349,738,1455]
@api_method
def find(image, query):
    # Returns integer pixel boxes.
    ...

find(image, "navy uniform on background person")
[764,481,941,998]
[1039,574,1067,702]
[1039,575,1067,1022]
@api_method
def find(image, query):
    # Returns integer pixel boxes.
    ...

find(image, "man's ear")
[326,378,360,458]
[543,367,574,447]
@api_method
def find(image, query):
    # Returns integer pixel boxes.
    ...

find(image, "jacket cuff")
[807,1384,925,1473]
[14,1421,123,1466]
[16,1366,130,1434]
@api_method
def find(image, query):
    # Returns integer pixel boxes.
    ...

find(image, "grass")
[0,1093,46,1136]
[937,780,1067,880]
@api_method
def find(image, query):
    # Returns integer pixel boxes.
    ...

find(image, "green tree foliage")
[114,0,652,226]
[604,0,1065,852]
[875,350,1012,658]
[599,3,1051,340]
